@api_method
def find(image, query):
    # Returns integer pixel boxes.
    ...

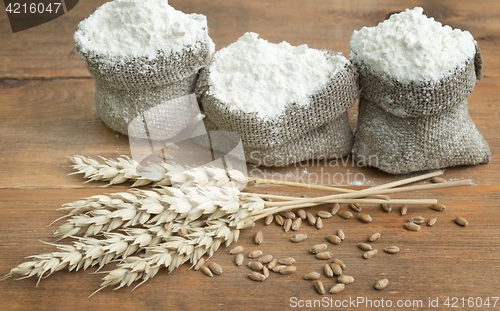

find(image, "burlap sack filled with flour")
[195,32,358,166]
[197,53,358,149]
[351,7,491,174]
[74,0,215,137]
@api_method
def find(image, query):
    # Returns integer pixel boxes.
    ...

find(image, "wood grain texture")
[1,0,500,78]
[0,0,499,310]
[0,187,499,311]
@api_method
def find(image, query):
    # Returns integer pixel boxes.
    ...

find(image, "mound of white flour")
[74,0,214,59]
[208,32,349,118]
[350,7,476,82]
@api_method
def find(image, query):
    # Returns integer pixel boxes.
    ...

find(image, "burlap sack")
[201,116,353,167]
[195,51,359,149]
[352,46,491,174]
[75,39,213,136]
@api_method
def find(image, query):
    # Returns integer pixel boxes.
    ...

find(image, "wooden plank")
[0,187,499,310]
[1,0,499,78]
[0,0,499,309]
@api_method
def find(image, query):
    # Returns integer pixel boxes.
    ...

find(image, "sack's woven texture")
[195,51,359,149]
[201,116,353,167]
[352,46,491,174]
[75,40,213,136]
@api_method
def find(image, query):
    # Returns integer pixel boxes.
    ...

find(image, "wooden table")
[1,1,499,310]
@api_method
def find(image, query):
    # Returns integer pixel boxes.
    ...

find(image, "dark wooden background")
[0,1,499,310]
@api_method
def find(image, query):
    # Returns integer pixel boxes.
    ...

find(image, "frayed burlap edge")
[195,50,359,149]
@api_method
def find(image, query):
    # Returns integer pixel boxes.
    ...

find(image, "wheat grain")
[331,203,340,215]
[279,266,296,275]
[324,264,333,278]
[208,262,223,275]
[291,218,302,231]
[235,254,244,266]
[303,272,321,280]
[375,278,389,290]
[291,234,308,243]
[337,275,354,284]
[314,280,325,295]
[329,283,345,294]
[310,244,328,254]
[278,258,295,265]
[258,255,273,264]
[248,271,266,281]
[254,230,264,245]
[368,232,380,242]
[229,246,244,255]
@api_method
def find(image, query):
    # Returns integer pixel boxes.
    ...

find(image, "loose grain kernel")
[330,283,346,294]
[404,222,421,231]
[248,261,263,271]
[254,230,264,245]
[431,177,446,183]
[384,246,400,254]
[324,264,333,278]
[327,234,341,245]
[297,209,307,220]
[248,250,263,258]
[291,218,302,231]
[400,204,408,216]
[316,252,333,260]
[303,272,321,280]
[363,250,378,259]
[291,233,308,243]
[306,212,316,226]
[455,216,468,227]
[235,254,244,266]
[201,266,213,277]
[368,232,380,242]
[315,217,323,229]
[279,266,297,275]
[330,263,342,276]
[381,203,392,212]
[357,243,372,251]
[339,211,353,219]
[337,275,354,284]
[248,271,266,281]
[430,203,446,211]
[350,203,362,212]
[258,254,273,264]
[317,211,332,219]
[264,214,274,226]
[278,257,295,265]
[208,262,223,275]
[315,280,325,295]
[375,278,389,290]
[337,229,345,240]
[358,213,372,223]
[428,217,437,226]
[310,243,328,254]
[331,203,340,215]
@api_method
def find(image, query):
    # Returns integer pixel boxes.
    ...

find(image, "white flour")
[74,0,214,59]
[350,7,476,82]
[208,32,349,118]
